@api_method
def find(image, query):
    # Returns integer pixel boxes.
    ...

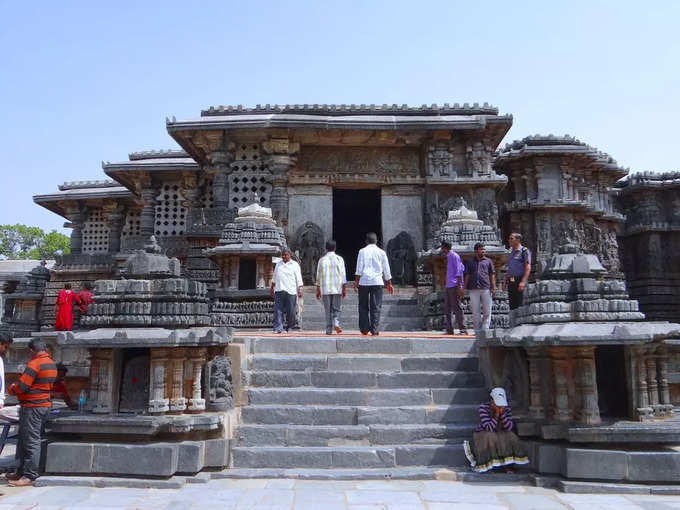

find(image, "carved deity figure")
[466,142,492,177]
[292,222,324,285]
[386,232,417,285]
[205,356,233,411]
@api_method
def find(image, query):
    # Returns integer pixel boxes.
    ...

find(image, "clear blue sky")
[1,1,678,233]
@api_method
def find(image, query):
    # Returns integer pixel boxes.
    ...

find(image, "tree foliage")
[0,224,71,260]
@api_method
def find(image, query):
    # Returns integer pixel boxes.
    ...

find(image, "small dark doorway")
[118,348,150,413]
[595,346,629,418]
[332,189,382,277]
[238,259,257,290]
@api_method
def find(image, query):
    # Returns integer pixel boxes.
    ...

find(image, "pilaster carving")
[573,346,601,424]
[67,206,87,255]
[149,348,170,414]
[526,347,546,419]
[263,139,298,230]
[90,349,114,414]
[104,203,125,254]
[169,348,187,412]
[187,348,207,412]
[550,347,571,421]
[140,185,157,238]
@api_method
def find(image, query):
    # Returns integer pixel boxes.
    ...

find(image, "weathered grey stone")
[252,338,337,354]
[431,388,488,405]
[287,425,370,447]
[565,448,627,481]
[376,371,483,388]
[626,451,680,482]
[336,338,412,354]
[328,356,402,372]
[242,405,357,425]
[204,438,230,468]
[34,475,187,489]
[93,443,179,476]
[45,443,94,474]
[310,371,377,388]
[368,424,473,445]
[357,406,426,425]
[248,388,431,406]
[251,355,328,371]
[395,445,467,467]
[401,357,478,372]
[534,443,566,475]
[231,446,334,468]
[177,441,205,474]
[238,425,289,446]
[557,480,650,494]
[248,370,312,387]
[331,448,396,468]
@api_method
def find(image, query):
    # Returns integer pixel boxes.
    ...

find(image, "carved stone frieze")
[299,146,419,177]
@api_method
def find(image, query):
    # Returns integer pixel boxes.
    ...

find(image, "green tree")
[0,224,71,260]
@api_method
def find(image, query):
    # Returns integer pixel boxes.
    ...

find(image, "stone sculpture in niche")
[387,232,417,285]
[205,355,233,411]
[292,221,324,285]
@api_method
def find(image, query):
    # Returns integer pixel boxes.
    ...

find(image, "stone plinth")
[478,244,680,433]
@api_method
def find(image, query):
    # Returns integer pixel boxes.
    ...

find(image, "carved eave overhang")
[167,107,513,165]
[103,156,199,192]
[33,183,133,219]
[505,199,625,222]
[494,135,628,181]
[614,171,680,196]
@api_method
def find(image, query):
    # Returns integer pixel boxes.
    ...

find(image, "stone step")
[240,404,480,425]
[246,370,485,389]
[248,387,487,406]
[237,424,475,446]
[301,318,425,331]
[248,354,479,372]
[248,337,476,355]
[231,444,468,468]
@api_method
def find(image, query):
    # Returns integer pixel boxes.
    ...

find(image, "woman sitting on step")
[463,387,529,473]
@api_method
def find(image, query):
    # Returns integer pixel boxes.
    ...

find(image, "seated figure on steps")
[463,387,529,473]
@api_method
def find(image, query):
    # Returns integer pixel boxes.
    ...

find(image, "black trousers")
[507,280,524,310]
[16,406,49,480]
[358,285,383,334]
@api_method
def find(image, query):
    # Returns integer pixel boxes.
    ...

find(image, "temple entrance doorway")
[332,189,382,278]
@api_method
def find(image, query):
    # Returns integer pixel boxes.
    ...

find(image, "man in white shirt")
[270,248,304,333]
[354,232,394,336]
[0,334,10,409]
[316,240,347,335]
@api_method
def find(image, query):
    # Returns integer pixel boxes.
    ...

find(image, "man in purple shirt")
[441,241,467,335]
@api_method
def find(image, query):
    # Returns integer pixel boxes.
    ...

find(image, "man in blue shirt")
[441,241,467,335]
[504,233,532,310]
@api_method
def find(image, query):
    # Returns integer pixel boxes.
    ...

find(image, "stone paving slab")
[1,477,678,509]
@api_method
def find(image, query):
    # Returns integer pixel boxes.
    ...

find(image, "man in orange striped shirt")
[6,339,57,486]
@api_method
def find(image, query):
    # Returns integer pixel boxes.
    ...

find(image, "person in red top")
[51,364,76,409]
[77,282,95,316]
[54,283,81,331]
[6,339,57,486]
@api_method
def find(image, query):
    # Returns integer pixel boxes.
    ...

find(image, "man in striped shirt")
[315,240,347,335]
[6,338,57,486]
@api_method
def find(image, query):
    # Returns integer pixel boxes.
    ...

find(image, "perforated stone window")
[121,210,141,238]
[82,208,110,254]
[200,177,214,209]
[154,183,187,236]
[230,144,271,209]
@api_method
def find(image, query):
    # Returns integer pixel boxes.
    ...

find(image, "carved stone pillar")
[228,256,239,291]
[526,347,546,420]
[656,347,674,416]
[263,139,299,232]
[67,207,86,255]
[208,145,235,209]
[573,346,601,424]
[265,259,275,288]
[219,256,231,290]
[550,347,571,421]
[91,349,114,414]
[140,186,157,238]
[256,255,266,289]
[169,348,187,412]
[634,346,653,420]
[646,351,662,415]
[105,205,124,254]
[149,348,170,414]
[187,348,207,412]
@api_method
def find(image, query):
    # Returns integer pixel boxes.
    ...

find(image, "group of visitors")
[271,232,393,336]
[54,282,94,331]
[442,232,531,334]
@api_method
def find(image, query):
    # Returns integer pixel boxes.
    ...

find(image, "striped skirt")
[463,430,529,473]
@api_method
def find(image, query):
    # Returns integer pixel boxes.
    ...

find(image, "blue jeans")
[273,291,297,332]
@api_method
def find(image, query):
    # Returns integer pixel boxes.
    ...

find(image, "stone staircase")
[231,335,485,471]
[299,286,425,332]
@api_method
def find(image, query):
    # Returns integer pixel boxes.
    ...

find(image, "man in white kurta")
[316,240,347,335]
[354,232,393,335]
[270,249,304,333]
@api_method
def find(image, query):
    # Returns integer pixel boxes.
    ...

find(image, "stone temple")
[1,103,679,488]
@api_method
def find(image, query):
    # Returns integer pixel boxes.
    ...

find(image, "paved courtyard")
[1,479,680,510]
